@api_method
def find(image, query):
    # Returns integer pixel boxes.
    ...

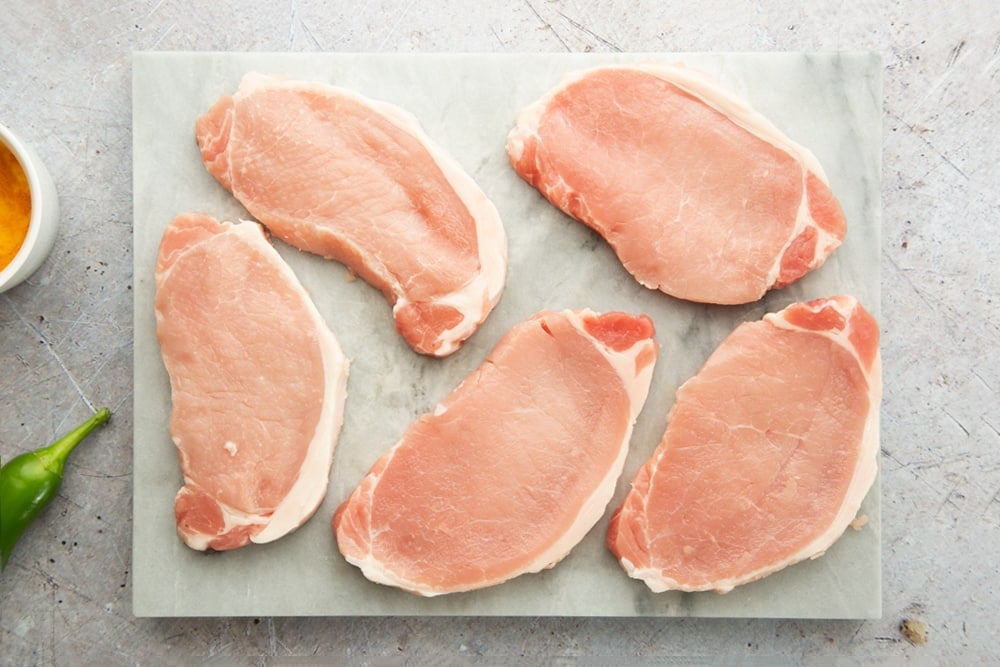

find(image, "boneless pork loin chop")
[607,295,880,593]
[507,63,847,305]
[334,310,658,596]
[155,213,349,551]
[197,73,507,357]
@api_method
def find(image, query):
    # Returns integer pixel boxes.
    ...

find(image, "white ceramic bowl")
[0,122,59,293]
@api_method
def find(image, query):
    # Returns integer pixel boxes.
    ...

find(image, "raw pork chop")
[607,295,880,592]
[155,213,349,550]
[507,63,847,305]
[197,73,507,357]
[334,309,658,595]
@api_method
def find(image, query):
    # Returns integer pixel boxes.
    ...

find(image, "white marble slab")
[131,52,881,618]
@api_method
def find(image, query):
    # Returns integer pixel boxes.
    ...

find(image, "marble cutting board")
[131,52,882,618]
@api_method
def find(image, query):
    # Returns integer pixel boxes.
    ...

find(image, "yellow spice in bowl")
[0,141,32,271]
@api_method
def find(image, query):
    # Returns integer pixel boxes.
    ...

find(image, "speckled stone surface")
[1,1,997,663]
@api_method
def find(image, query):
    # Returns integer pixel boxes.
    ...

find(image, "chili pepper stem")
[35,408,112,477]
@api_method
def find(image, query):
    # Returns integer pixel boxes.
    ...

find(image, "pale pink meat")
[155,213,349,551]
[197,73,506,357]
[607,296,880,592]
[507,64,847,305]
[334,310,658,596]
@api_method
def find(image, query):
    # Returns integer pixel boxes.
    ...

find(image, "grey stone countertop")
[1,1,996,664]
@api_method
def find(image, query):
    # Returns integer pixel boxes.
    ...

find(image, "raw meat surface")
[334,309,658,596]
[155,213,349,551]
[507,63,847,305]
[607,295,880,592]
[197,73,506,356]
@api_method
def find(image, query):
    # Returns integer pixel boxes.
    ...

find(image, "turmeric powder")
[0,141,32,271]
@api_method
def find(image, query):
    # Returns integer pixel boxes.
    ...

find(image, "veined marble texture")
[132,52,881,617]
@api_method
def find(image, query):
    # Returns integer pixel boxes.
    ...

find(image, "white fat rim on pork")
[238,73,507,357]
[164,219,349,548]
[344,309,657,596]
[506,62,842,295]
[231,219,350,544]
[620,295,881,593]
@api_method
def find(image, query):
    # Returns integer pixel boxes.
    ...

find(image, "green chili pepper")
[1,407,111,570]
